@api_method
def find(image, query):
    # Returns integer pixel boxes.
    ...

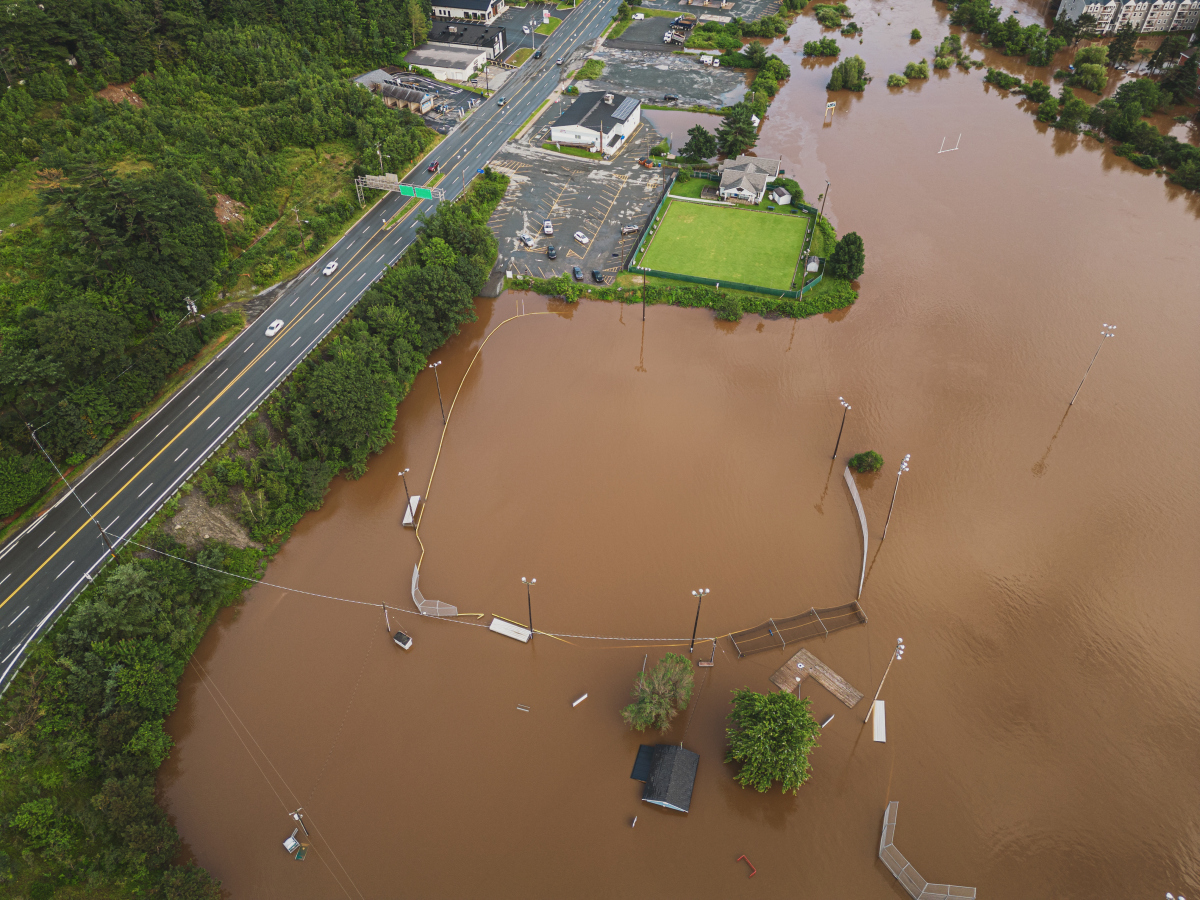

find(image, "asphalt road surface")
[0,0,621,694]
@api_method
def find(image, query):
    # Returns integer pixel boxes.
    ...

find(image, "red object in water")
[737,855,756,878]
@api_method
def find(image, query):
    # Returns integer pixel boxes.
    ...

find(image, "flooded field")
[160,2,1200,897]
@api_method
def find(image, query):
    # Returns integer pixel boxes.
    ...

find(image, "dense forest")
[0,169,507,897]
[0,0,439,522]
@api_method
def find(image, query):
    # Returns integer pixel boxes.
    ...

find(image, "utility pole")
[1070,324,1117,406]
[27,424,117,560]
[428,361,446,425]
[642,272,646,321]
[864,638,905,723]
[521,576,536,637]
[832,396,851,459]
[881,454,910,542]
[689,588,710,654]
[818,179,830,225]
[398,467,415,526]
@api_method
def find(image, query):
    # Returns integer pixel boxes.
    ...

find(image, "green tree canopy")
[829,231,865,281]
[725,688,821,794]
[1108,23,1137,65]
[715,103,758,157]
[827,55,868,91]
[621,653,695,732]
[681,124,718,160]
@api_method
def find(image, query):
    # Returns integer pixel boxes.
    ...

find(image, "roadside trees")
[681,124,718,160]
[828,231,865,281]
[715,103,758,157]
[621,653,695,732]
[725,688,821,794]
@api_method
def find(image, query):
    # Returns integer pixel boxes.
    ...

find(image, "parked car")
[519,232,534,247]
[632,12,644,18]
[322,261,338,276]
[663,94,679,103]
[573,231,589,245]
[556,57,564,65]
[621,224,639,235]
[543,219,553,235]
[265,318,285,336]
[427,160,440,172]
[547,245,557,259]
[534,49,543,59]
[592,269,604,283]
[522,24,531,33]
[572,266,584,281]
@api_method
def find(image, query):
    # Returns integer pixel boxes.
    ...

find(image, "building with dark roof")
[427,21,507,59]
[431,0,507,24]
[369,83,434,113]
[548,91,642,156]
[630,744,699,813]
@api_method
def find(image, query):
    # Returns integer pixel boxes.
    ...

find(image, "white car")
[522,24,531,33]
[265,319,284,337]
[322,261,338,276]
[632,11,644,17]
[519,232,534,247]
[543,220,553,235]
[574,231,589,245]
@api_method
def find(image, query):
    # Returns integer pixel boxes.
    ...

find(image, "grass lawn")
[576,58,604,80]
[536,16,562,34]
[542,142,603,159]
[510,47,534,65]
[639,199,807,290]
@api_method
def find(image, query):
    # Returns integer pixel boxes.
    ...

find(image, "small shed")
[769,186,791,205]
[630,744,699,813]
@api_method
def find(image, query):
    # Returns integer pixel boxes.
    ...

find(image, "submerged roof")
[640,745,699,813]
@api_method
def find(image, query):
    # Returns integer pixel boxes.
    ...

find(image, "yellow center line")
[0,212,399,610]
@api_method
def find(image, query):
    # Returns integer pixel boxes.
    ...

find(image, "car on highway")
[519,232,534,247]
[543,220,553,235]
[534,49,543,59]
[497,97,507,106]
[547,245,557,259]
[572,266,584,281]
[592,269,604,284]
[556,57,564,65]
[573,231,589,245]
[427,161,440,172]
[322,261,338,276]
[265,318,285,336]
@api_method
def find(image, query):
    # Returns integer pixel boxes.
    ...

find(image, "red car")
[427,161,440,173]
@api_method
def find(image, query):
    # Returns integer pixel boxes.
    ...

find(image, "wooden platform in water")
[769,648,864,708]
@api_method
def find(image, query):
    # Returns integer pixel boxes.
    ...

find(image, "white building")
[404,44,487,82]
[548,92,642,156]
[1058,0,1200,32]
[431,0,507,24]
[717,155,781,203]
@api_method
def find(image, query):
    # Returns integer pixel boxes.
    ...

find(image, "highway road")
[0,0,622,694]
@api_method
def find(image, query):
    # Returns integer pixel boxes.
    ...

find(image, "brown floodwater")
[160,4,1200,898]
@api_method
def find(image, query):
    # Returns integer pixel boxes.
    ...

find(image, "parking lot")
[577,47,749,108]
[487,127,670,284]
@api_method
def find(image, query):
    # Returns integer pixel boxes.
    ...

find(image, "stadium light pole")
[881,454,911,542]
[832,397,851,459]
[522,576,537,637]
[428,361,446,425]
[1069,324,1116,406]
[398,467,415,524]
[818,179,830,224]
[689,588,710,654]
[865,638,904,723]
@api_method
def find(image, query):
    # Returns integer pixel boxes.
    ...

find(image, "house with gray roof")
[717,155,781,204]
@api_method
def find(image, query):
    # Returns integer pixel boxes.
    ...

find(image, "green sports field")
[639,199,809,290]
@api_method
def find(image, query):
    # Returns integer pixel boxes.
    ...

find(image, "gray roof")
[552,91,640,131]
[718,155,780,196]
[405,44,487,70]
[428,22,505,49]
[438,0,497,10]
[641,745,699,813]
[374,84,431,104]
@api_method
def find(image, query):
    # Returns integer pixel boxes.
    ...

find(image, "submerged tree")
[715,103,758,157]
[725,689,821,794]
[829,231,866,281]
[621,653,695,732]
[826,55,868,91]
[681,123,718,160]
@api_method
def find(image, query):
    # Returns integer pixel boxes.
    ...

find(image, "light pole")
[521,576,537,637]
[290,808,310,837]
[832,396,851,459]
[864,638,904,723]
[428,360,446,425]
[818,179,830,225]
[689,588,710,654]
[398,467,414,524]
[881,453,910,542]
[1069,323,1116,406]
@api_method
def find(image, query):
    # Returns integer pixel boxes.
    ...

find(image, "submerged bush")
[849,450,884,473]
[804,37,841,56]
[887,73,909,87]
[827,55,868,91]
[904,60,929,78]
